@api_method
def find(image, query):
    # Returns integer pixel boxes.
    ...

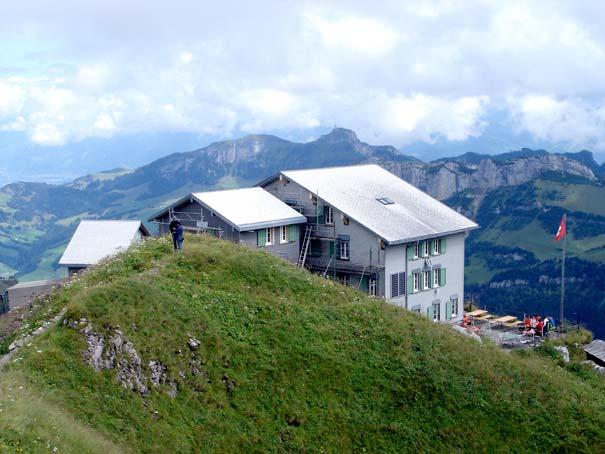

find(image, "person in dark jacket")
[175,223,184,251]
[169,217,181,251]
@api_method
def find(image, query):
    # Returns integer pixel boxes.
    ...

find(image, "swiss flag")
[554,214,566,241]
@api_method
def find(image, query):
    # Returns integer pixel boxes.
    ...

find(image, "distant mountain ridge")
[0,127,602,280]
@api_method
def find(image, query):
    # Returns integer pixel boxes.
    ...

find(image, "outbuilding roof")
[269,164,478,244]
[7,279,59,290]
[195,187,307,231]
[584,340,605,362]
[59,220,149,267]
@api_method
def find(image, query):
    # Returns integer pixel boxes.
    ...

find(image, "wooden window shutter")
[427,305,433,319]
[391,273,398,298]
[329,241,335,257]
[440,237,447,254]
[428,270,433,289]
[407,245,414,261]
[440,268,447,286]
[257,229,265,247]
[407,274,414,295]
[288,224,297,242]
[398,272,406,296]
[446,300,452,320]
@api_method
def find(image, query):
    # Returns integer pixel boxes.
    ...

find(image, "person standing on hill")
[169,216,180,251]
[175,222,184,251]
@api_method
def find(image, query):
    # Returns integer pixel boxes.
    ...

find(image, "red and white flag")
[554,214,566,241]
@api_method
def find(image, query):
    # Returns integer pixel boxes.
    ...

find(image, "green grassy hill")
[1,235,604,452]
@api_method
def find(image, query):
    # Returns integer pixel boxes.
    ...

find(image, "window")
[369,278,377,296]
[451,298,459,317]
[280,225,288,243]
[413,242,419,258]
[433,239,441,255]
[423,270,430,289]
[423,241,430,257]
[338,274,349,286]
[376,197,395,205]
[265,227,273,246]
[433,269,440,287]
[338,241,349,260]
[325,206,334,225]
[432,302,441,321]
[343,216,350,225]
[390,272,406,298]
[413,273,419,292]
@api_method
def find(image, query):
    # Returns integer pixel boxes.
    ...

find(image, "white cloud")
[510,94,605,149]
[304,12,398,56]
[2,0,605,153]
[354,93,489,144]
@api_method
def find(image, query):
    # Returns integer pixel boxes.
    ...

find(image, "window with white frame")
[423,270,430,289]
[413,242,419,258]
[369,278,377,296]
[265,227,273,246]
[325,206,334,225]
[432,302,441,321]
[433,269,440,287]
[433,239,441,255]
[423,241,430,257]
[451,298,459,317]
[413,273,419,292]
[280,225,287,243]
[339,241,350,260]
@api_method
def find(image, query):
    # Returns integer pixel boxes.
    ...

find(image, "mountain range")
[2,128,604,335]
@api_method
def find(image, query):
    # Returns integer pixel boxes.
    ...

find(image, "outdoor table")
[467,309,488,317]
[490,316,517,327]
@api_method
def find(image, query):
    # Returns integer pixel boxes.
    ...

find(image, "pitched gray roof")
[8,279,59,290]
[150,188,307,231]
[279,164,478,244]
[584,340,605,362]
[59,220,149,267]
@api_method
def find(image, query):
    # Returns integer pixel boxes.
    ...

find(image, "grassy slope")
[1,235,605,453]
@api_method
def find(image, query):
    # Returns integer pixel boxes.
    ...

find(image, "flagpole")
[560,213,566,333]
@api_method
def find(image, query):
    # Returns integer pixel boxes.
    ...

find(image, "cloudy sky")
[2,0,605,168]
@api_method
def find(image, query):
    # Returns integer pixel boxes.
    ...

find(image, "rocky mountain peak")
[316,127,359,144]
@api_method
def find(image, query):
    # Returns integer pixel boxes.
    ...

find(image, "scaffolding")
[150,208,224,238]
[284,191,384,291]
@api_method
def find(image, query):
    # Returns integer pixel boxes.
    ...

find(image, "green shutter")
[427,305,433,319]
[360,276,369,292]
[440,237,447,254]
[428,270,434,289]
[257,229,266,247]
[329,241,335,257]
[419,272,425,291]
[317,203,325,224]
[288,224,297,242]
[429,240,435,256]
[407,274,414,295]
[407,245,414,261]
[446,300,452,320]
[440,268,447,286]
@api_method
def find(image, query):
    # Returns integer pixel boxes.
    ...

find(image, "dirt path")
[0,308,66,371]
